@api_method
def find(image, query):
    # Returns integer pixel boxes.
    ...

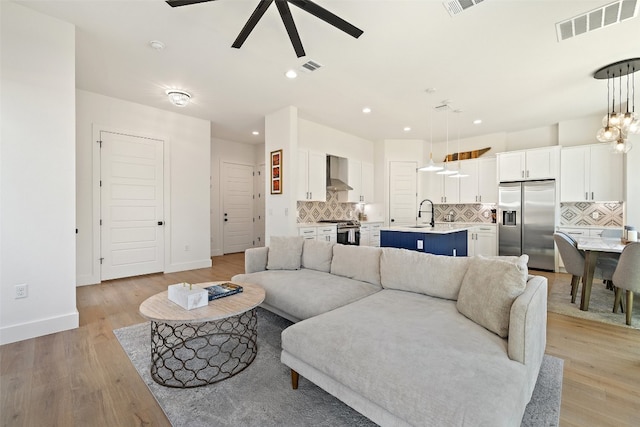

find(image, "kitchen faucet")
[417,199,435,228]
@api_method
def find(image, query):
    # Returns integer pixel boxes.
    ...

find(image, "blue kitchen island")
[380,224,472,256]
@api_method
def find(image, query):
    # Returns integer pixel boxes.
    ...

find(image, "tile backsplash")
[560,202,623,227]
[297,191,358,222]
[434,204,496,223]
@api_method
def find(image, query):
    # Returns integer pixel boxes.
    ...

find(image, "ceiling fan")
[166,0,363,58]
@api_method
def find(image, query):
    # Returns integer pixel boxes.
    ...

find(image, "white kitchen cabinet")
[339,160,374,203]
[360,222,382,246]
[298,149,326,201]
[298,224,337,242]
[467,225,497,256]
[560,143,623,202]
[316,224,337,243]
[459,157,497,204]
[298,226,317,240]
[497,146,559,182]
[423,163,460,203]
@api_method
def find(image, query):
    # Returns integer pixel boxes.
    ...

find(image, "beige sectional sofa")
[232,237,548,427]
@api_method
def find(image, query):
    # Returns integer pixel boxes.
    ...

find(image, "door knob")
[158,221,164,226]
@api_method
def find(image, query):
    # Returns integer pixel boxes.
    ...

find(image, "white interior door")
[100,131,164,280]
[223,162,254,253]
[389,161,417,226]
[254,164,265,247]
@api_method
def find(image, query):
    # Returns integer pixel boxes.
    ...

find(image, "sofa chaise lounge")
[232,237,548,426]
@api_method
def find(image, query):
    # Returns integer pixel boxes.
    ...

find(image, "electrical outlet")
[592,212,600,219]
[417,240,424,250]
[15,284,27,299]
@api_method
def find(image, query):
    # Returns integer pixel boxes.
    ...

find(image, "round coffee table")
[139,281,265,388]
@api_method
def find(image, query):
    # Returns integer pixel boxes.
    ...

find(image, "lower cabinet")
[298,225,337,242]
[467,225,497,257]
[360,222,383,247]
[380,230,468,256]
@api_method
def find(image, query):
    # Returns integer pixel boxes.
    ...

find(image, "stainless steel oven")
[319,220,361,245]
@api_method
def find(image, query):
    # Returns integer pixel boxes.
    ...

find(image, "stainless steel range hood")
[326,155,353,191]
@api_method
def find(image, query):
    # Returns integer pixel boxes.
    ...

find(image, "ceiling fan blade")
[232,0,274,49]
[276,0,306,58]
[288,0,363,39]
[166,0,217,8]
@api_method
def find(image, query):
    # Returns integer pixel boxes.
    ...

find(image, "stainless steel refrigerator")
[498,180,556,271]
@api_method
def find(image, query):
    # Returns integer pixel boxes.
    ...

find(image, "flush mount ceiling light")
[149,40,165,50]
[166,90,191,107]
[594,58,640,153]
[285,69,298,79]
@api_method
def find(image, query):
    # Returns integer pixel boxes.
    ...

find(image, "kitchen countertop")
[382,223,476,234]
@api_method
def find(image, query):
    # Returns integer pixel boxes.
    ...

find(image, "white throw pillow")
[301,239,334,273]
[266,236,304,270]
[456,255,528,338]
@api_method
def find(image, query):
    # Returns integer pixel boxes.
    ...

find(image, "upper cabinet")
[421,162,460,204]
[560,143,623,202]
[497,146,560,182]
[338,159,374,203]
[459,157,497,204]
[298,149,326,202]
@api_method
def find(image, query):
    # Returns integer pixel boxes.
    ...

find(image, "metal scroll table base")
[149,308,258,388]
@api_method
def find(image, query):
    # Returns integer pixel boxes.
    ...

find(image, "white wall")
[558,115,602,147]
[299,119,375,163]
[625,134,640,226]
[210,137,262,256]
[264,107,299,243]
[1,2,78,344]
[76,90,211,285]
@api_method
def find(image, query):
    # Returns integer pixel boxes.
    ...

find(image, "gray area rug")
[547,275,639,329]
[115,308,563,427]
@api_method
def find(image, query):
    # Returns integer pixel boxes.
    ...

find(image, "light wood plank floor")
[1,254,639,426]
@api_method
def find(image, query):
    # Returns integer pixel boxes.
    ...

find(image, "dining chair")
[554,232,617,304]
[554,232,585,303]
[598,229,622,289]
[612,242,640,325]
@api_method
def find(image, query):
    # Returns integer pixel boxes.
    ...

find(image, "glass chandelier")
[594,58,640,153]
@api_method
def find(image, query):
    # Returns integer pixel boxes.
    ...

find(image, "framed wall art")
[270,149,282,194]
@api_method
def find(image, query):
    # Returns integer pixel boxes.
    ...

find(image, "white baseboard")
[211,249,223,257]
[164,259,212,274]
[0,311,79,345]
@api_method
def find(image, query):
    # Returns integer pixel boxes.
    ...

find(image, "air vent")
[443,0,485,17]
[556,0,638,41]
[300,60,323,73]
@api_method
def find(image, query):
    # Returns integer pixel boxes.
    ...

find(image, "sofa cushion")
[380,248,471,300]
[231,269,380,321]
[456,255,528,338]
[330,245,382,286]
[301,239,334,273]
[266,236,304,270]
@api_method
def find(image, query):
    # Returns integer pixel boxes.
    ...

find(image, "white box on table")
[167,283,208,310]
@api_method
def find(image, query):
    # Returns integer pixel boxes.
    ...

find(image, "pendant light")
[594,58,640,154]
[449,110,468,179]
[437,104,457,175]
[418,99,443,172]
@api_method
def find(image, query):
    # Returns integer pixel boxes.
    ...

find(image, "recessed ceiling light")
[425,88,437,94]
[285,70,298,79]
[149,40,165,50]
[252,131,260,135]
[362,107,372,114]
[473,119,482,125]
[404,127,411,132]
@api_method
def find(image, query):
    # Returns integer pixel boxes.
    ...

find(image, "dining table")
[576,236,627,311]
